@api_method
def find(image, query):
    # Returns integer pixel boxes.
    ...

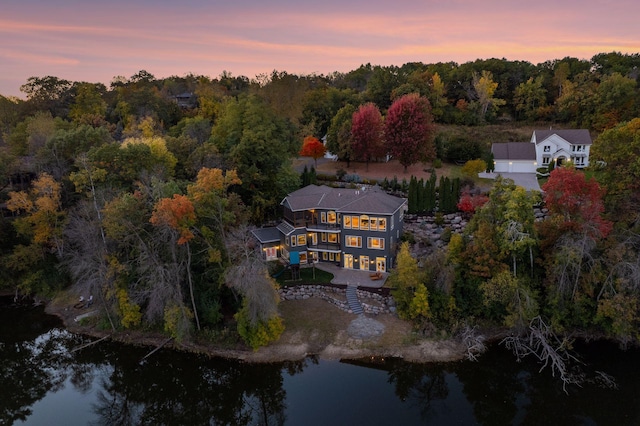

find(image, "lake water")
[2,296,639,425]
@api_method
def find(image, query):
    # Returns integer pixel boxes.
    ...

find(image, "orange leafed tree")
[299,136,326,167]
[150,194,196,245]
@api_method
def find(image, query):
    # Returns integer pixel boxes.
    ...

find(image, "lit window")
[336,253,340,262]
[290,236,296,247]
[344,215,351,229]
[297,234,306,246]
[321,233,327,242]
[322,252,328,260]
[378,218,387,231]
[327,211,336,224]
[370,217,378,231]
[368,237,385,250]
[346,236,362,248]
[329,252,334,261]
[328,233,338,244]
[360,215,369,230]
[351,216,359,229]
[321,212,326,223]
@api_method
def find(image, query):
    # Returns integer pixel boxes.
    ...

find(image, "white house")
[492,129,592,173]
[531,129,592,169]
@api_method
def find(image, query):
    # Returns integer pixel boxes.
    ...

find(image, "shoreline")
[44,296,469,364]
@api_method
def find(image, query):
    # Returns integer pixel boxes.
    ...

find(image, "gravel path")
[347,316,385,339]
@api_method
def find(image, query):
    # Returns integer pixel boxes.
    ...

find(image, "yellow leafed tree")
[7,172,65,253]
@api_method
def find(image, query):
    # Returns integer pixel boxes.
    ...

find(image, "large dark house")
[252,185,407,272]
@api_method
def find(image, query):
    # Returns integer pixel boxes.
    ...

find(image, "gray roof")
[492,142,536,161]
[282,184,406,215]
[276,221,295,236]
[251,227,281,243]
[533,129,592,145]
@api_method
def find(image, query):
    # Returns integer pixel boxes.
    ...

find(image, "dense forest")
[1,52,639,354]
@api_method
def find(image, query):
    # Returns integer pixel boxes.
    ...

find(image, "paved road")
[478,172,541,191]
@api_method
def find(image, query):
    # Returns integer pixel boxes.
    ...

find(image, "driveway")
[478,172,541,191]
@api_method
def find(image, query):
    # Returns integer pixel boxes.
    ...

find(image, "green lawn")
[274,265,334,286]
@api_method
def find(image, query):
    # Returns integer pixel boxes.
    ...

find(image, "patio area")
[314,262,388,288]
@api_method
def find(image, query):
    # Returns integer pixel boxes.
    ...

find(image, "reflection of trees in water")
[88,350,312,425]
[0,326,81,425]
[0,296,306,426]
[386,360,449,421]
[454,345,524,425]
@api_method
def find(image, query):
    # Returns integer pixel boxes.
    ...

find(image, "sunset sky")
[2,0,639,98]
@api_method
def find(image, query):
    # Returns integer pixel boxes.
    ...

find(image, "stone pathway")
[346,285,363,315]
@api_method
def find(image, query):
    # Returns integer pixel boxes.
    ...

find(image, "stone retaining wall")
[279,285,396,315]
[404,208,548,258]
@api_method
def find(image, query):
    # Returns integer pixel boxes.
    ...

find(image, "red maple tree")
[541,167,612,238]
[299,136,326,167]
[384,93,436,172]
[351,103,385,170]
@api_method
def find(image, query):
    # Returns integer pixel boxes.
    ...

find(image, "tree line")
[0,52,639,351]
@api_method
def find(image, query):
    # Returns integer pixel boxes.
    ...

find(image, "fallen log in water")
[139,337,174,364]
[70,335,111,353]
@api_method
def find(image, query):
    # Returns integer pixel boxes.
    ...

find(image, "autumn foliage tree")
[150,194,196,245]
[5,172,67,294]
[384,93,436,172]
[389,242,431,328]
[538,167,612,329]
[350,103,385,170]
[298,135,326,168]
[457,188,489,214]
[150,193,200,332]
[7,172,65,254]
[541,167,612,239]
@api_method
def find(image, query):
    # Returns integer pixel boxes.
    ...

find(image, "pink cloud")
[1,1,639,97]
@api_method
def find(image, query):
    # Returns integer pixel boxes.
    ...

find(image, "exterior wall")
[260,242,279,261]
[340,212,400,272]
[534,135,590,169]
[278,191,405,271]
[287,229,311,264]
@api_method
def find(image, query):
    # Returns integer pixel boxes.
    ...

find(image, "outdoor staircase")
[346,285,364,315]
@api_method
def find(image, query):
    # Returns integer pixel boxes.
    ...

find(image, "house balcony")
[306,222,341,232]
[307,242,342,252]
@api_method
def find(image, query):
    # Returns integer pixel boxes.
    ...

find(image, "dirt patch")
[317,159,449,183]
[46,294,466,364]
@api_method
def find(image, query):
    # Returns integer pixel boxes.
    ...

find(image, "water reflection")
[2,297,640,425]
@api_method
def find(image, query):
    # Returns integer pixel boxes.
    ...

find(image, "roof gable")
[533,129,592,146]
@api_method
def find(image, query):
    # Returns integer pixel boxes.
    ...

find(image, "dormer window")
[543,146,550,152]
